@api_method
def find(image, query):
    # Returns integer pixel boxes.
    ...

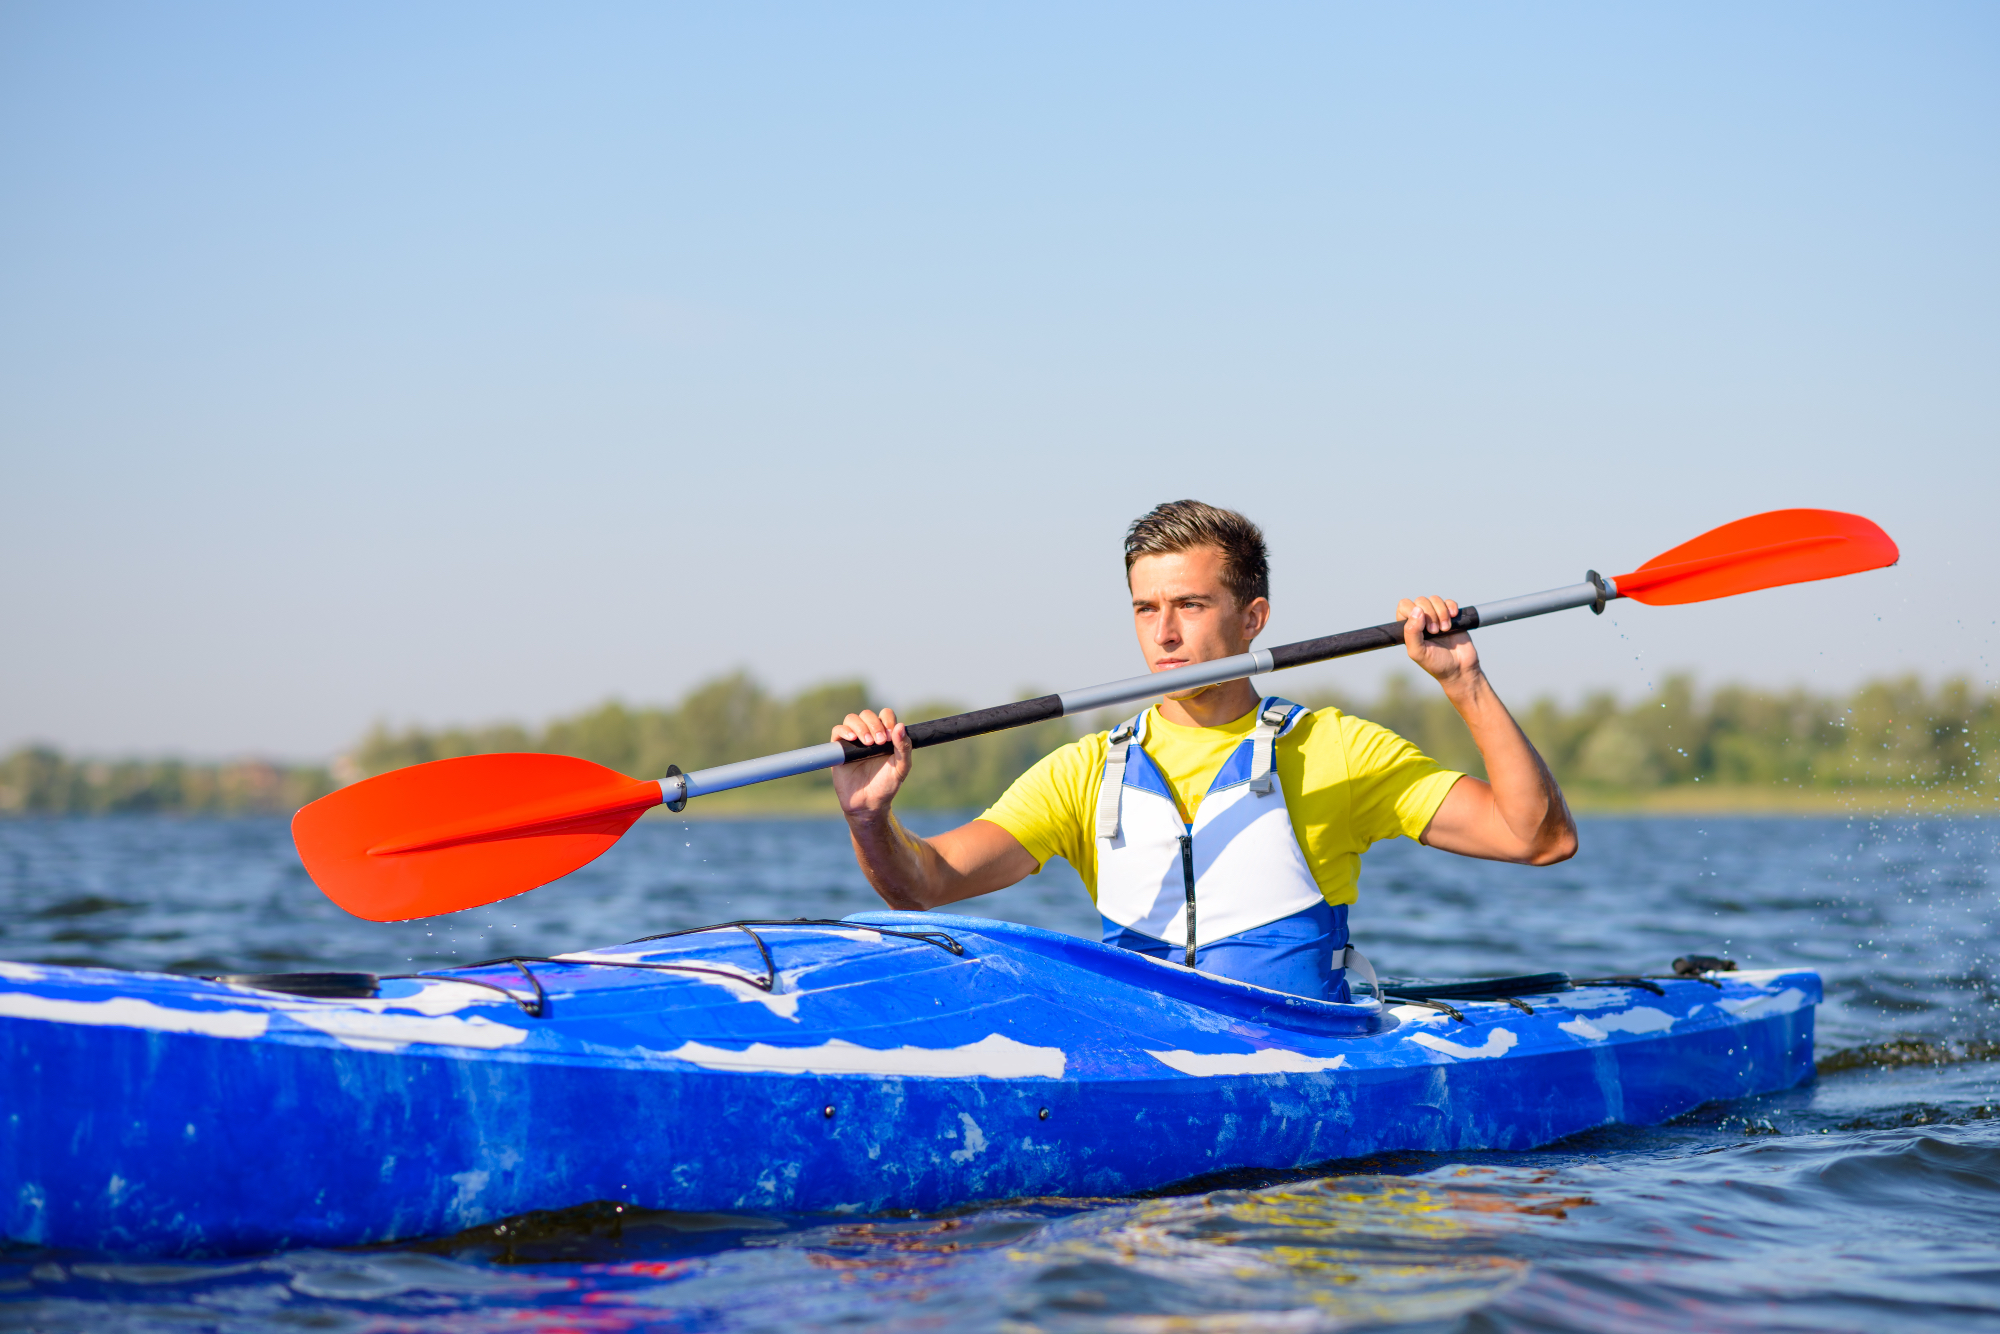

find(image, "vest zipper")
[1177,830,1197,967]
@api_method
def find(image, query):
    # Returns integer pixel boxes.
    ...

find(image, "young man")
[831,500,1577,1001]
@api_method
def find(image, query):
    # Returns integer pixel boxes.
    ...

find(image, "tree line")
[2,670,1991,816]
[0,750,338,816]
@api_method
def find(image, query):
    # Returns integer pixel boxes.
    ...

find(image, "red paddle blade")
[1613,509,1898,607]
[292,753,663,922]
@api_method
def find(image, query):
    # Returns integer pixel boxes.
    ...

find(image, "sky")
[2,2,1995,761]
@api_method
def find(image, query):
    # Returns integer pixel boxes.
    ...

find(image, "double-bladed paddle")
[294,507,1898,921]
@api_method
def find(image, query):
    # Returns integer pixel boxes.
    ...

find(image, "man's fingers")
[1397,595,1472,640]
[835,711,888,747]
[833,708,913,748]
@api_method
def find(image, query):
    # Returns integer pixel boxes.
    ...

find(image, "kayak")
[0,912,1818,1257]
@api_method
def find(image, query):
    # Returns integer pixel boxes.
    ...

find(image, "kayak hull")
[0,913,1818,1256]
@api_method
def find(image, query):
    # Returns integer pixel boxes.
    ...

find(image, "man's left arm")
[1399,596,1579,866]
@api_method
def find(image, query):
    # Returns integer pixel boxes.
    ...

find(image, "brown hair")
[1123,500,1269,608]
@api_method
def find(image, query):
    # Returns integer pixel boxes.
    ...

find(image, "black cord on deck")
[383,918,966,1020]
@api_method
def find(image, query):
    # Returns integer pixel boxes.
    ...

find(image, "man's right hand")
[829,705,1041,911]
[831,708,913,820]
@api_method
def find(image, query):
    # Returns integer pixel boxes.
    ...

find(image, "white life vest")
[1094,697,1326,961]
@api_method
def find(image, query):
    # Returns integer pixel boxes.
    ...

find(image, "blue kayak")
[0,913,1817,1257]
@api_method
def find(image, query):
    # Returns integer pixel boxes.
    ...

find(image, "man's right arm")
[831,708,1042,910]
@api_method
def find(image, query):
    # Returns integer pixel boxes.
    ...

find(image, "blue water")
[3,813,1997,1332]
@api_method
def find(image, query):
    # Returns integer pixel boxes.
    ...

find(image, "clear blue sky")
[2,3,1995,759]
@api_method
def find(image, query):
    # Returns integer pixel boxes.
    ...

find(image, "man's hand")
[1396,595,1578,867]
[831,708,912,820]
[828,705,1040,911]
[1398,595,1478,689]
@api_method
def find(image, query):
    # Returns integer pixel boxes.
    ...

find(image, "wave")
[1818,1037,2000,1073]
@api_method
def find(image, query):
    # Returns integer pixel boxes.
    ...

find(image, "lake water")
[3,813,1997,1332]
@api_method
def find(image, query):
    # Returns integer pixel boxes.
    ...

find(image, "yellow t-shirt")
[978,704,1463,907]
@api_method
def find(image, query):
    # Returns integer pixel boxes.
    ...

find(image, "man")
[831,500,1577,1001]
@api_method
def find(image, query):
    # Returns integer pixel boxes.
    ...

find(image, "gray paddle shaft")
[656,573,1617,808]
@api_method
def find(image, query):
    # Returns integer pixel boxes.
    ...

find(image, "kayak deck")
[1,913,1817,1256]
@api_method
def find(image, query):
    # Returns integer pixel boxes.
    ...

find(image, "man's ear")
[1242,596,1271,639]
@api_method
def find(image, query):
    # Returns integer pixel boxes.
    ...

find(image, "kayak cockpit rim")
[846,910,1396,1039]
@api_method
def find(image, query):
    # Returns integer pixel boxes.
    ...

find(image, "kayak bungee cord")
[374,918,970,1018]
[1375,959,1740,1023]
[217,925,1728,1029]
[622,918,965,958]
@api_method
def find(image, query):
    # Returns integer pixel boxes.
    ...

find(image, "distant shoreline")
[7,666,1993,820]
[0,788,1987,822]
[637,785,1994,821]
[1563,786,1995,817]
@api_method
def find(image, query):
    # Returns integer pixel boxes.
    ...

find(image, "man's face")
[1128,546,1271,699]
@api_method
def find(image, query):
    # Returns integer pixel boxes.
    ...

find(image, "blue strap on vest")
[1102,902,1355,1002]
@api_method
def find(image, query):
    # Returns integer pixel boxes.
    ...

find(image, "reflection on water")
[2,814,1997,1331]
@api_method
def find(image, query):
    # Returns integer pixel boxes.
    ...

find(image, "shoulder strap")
[1340,944,1379,1001]
[1095,715,1142,841]
[1247,697,1305,795]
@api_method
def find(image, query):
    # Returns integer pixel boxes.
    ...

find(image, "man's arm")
[1397,597,1579,867]
[830,708,1042,909]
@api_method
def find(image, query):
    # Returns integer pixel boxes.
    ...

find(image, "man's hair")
[1123,500,1269,607]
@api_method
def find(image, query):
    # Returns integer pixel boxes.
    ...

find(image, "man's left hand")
[1398,595,1478,688]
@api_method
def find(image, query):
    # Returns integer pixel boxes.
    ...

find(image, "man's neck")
[1155,676,1260,730]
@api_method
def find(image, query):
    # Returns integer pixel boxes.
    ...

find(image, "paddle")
[295,507,1897,921]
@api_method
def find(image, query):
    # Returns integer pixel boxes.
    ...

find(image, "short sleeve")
[977,732,1108,883]
[1339,714,1464,846]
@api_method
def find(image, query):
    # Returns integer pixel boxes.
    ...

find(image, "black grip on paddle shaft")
[835,606,1482,763]
[1265,606,1479,672]
[837,693,1064,764]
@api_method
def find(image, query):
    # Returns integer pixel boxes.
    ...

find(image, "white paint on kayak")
[377,981,524,1016]
[235,979,500,1017]
[690,967,806,1019]
[1389,1005,1452,1024]
[553,951,806,1020]
[949,1113,989,1163]
[449,1169,490,1222]
[1147,1048,1349,1076]
[1723,969,1801,985]
[0,992,269,1039]
[659,1032,1066,1078]
[1716,987,1808,1019]
[285,1009,530,1052]
[1548,987,1651,1012]
[1559,1006,1678,1041]
[1409,1028,1519,1060]
[0,962,46,982]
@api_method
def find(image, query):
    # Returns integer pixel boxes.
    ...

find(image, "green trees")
[349,672,1070,811]
[0,749,335,815]
[3,671,1991,817]
[1309,672,1996,804]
